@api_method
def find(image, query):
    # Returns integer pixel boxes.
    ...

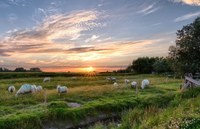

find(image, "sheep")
[181,81,192,91]
[106,77,111,81]
[111,77,117,82]
[106,77,117,82]
[8,85,15,93]
[124,79,130,86]
[36,85,43,92]
[113,82,119,87]
[71,77,77,80]
[131,81,137,88]
[32,85,37,92]
[15,84,36,97]
[141,79,150,89]
[43,77,51,82]
[57,85,68,93]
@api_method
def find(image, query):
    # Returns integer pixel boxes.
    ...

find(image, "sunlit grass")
[1,73,197,129]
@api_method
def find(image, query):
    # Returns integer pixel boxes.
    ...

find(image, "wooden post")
[44,88,47,105]
[165,76,168,83]
[135,85,138,98]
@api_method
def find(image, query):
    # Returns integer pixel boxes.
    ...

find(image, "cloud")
[137,3,160,15]
[66,46,113,53]
[0,10,104,57]
[41,10,102,40]
[0,36,169,71]
[85,35,100,42]
[152,22,161,26]
[174,11,200,22]
[6,10,102,42]
[7,0,27,6]
[171,0,200,6]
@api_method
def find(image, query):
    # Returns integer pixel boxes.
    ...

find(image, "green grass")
[1,73,199,129]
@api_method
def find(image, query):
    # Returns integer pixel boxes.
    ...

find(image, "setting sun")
[85,66,95,72]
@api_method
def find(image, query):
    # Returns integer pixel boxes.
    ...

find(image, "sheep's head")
[57,85,60,91]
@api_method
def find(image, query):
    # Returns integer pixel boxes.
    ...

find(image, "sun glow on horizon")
[84,66,95,72]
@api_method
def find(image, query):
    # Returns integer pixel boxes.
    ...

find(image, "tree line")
[119,17,200,75]
[0,67,42,72]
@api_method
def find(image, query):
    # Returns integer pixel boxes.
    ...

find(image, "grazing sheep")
[43,77,51,82]
[141,79,150,89]
[71,77,77,80]
[32,85,37,92]
[111,77,117,82]
[15,84,36,97]
[36,85,43,92]
[131,81,137,88]
[106,77,111,81]
[106,77,117,82]
[57,85,68,93]
[124,79,130,86]
[113,82,119,87]
[8,85,15,93]
[181,81,192,90]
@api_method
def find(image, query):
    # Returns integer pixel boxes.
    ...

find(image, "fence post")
[44,88,47,105]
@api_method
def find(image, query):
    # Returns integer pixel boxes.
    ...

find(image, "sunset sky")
[0,0,200,72]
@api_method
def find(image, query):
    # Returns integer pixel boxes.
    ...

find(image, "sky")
[0,0,200,72]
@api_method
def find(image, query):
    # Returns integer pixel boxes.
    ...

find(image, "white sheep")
[15,84,37,97]
[36,85,43,92]
[32,85,37,92]
[111,77,117,82]
[71,77,77,80]
[131,81,137,88]
[43,77,51,82]
[124,79,130,86]
[113,82,119,87]
[106,77,111,81]
[141,79,150,89]
[106,77,117,82]
[8,85,15,93]
[181,81,192,91]
[57,85,68,93]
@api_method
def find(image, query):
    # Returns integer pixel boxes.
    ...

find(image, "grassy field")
[0,73,199,129]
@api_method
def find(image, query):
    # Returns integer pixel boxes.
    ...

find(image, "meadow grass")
[1,73,198,129]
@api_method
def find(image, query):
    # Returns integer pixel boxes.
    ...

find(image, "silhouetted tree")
[29,68,42,72]
[132,57,159,74]
[3,68,11,72]
[14,67,26,72]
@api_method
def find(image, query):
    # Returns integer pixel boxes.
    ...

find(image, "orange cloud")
[172,0,200,6]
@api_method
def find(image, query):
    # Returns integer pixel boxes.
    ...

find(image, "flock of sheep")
[106,77,150,89]
[7,76,150,97]
[7,77,68,97]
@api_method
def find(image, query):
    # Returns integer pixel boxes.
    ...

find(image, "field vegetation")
[0,73,199,129]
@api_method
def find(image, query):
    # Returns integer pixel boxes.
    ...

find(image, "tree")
[153,58,171,73]
[14,67,26,72]
[168,17,200,74]
[126,65,134,73]
[30,68,42,72]
[132,57,158,74]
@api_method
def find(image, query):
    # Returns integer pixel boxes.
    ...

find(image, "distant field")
[0,73,199,129]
